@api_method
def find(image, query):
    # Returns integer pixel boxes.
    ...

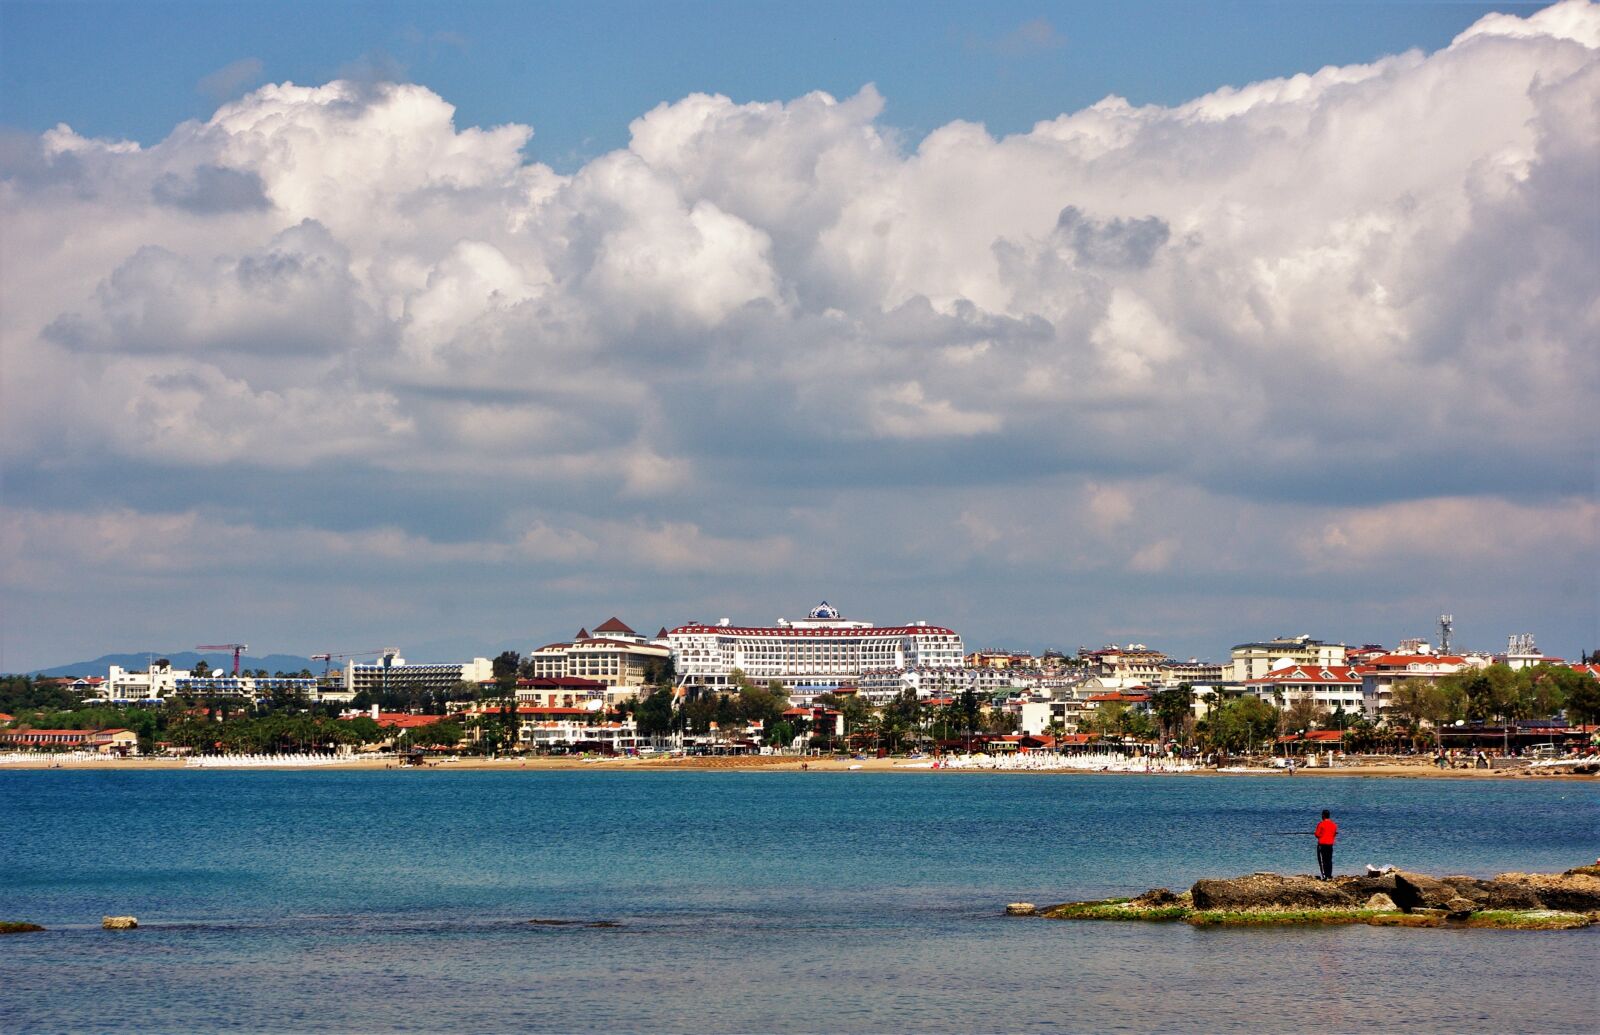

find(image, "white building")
[344,652,493,697]
[527,618,672,704]
[97,662,314,703]
[103,662,187,701]
[1353,653,1471,719]
[1230,636,1349,682]
[519,718,642,753]
[1243,663,1364,715]
[669,601,964,697]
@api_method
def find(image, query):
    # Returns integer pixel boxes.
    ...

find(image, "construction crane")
[310,648,397,677]
[196,643,249,675]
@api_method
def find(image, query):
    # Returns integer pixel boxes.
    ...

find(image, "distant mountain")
[28,651,322,678]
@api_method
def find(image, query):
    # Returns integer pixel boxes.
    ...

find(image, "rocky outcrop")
[1025,866,1600,929]
[102,915,138,930]
[1492,871,1600,913]
[1190,873,1356,910]
[1,921,45,934]
[1130,888,1182,908]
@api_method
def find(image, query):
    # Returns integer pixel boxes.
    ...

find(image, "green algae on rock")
[1025,868,1599,930]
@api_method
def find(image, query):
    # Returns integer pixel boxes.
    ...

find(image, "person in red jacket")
[1314,810,1338,880]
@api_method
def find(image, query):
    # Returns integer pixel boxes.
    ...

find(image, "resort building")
[516,677,608,710]
[92,663,316,704]
[669,601,964,697]
[518,717,641,753]
[1353,653,1471,718]
[1077,645,1224,689]
[1079,644,1170,686]
[1,728,139,754]
[175,673,318,701]
[1243,663,1364,715]
[101,662,188,702]
[526,618,672,703]
[1229,636,1349,682]
[856,663,1024,705]
[342,652,493,697]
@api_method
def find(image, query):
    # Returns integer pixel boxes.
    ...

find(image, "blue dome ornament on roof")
[808,601,841,620]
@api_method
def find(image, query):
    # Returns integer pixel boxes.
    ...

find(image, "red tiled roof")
[369,713,447,729]
[517,677,606,689]
[1087,692,1150,703]
[1246,665,1359,686]
[669,624,958,638]
[1360,654,1466,668]
[569,638,668,651]
[593,617,638,636]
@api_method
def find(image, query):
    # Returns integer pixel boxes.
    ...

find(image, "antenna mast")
[1438,615,1453,655]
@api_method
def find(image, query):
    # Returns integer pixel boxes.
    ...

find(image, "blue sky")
[4,1,1527,167]
[0,0,1594,671]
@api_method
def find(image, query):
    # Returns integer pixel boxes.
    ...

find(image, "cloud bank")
[2,1,1596,667]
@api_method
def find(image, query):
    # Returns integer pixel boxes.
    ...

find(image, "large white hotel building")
[668,602,964,701]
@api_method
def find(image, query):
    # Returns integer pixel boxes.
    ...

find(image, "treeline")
[1389,663,1600,728]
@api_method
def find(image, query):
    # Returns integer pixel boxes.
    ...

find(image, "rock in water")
[1391,872,1457,912]
[1,921,45,934]
[1190,874,1356,910]
[1365,893,1398,911]
[1443,897,1477,919]
[1006,902,1037,916]
[1130,888,1180,908]
[102,916,138,930]
[1493,872,1600,912]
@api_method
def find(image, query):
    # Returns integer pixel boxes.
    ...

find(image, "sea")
[2,770,1596,1033]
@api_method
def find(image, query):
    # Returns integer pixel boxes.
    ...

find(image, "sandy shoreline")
[2,755,1593,779]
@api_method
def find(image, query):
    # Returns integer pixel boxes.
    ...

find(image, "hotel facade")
[668,602,964,698]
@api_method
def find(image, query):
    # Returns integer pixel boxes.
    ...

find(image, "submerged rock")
[102,916,137,930]
[1,921,45,934]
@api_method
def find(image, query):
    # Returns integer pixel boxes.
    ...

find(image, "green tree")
[1151,685,1194,742]
[1202,696,1277,754]
[635,687,678,738]
[642,655,676,688]
[957,689,981,749]
[402,719,464,749]
[1563,674,1600,725]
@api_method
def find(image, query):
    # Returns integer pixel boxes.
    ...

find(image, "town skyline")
[3,1,1596,673]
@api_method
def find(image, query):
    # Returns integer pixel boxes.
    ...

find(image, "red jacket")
[1315,819,1337,845]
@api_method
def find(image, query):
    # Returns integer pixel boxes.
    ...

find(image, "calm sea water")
[1,770,1596,1033]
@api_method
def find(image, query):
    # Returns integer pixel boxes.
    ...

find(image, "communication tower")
[1438,615,1453,655]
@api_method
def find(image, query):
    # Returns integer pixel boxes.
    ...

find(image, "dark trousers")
[1317,843,1334,880]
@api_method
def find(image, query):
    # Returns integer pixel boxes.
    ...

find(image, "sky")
[1,0,1596,670]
